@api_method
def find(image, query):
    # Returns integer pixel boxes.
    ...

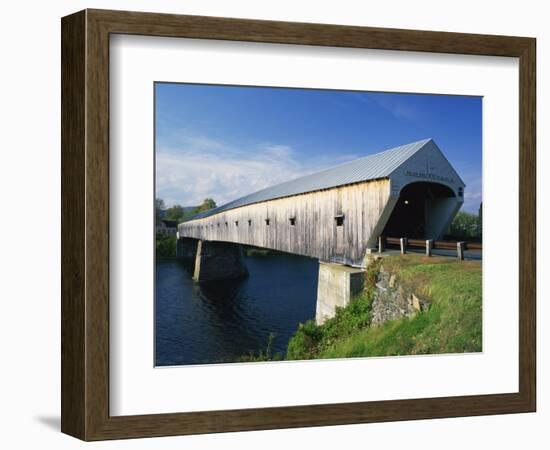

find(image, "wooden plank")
[87,8,532,57]
[180,180,391,266]
[61,10,86,440]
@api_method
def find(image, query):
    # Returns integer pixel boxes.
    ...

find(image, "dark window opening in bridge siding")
[265,218,270,226]
[289,217,296,226]
[248,219,252,226]
[335,214,344,226]
[235,221,239,226]
[458,187,463,197]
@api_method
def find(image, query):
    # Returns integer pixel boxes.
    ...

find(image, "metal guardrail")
[379,236,482,260]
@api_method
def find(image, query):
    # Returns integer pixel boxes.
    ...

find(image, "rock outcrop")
[370,264,430,326]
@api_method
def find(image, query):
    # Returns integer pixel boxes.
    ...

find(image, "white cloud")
[155,135,354,207]
[157,132,482,218]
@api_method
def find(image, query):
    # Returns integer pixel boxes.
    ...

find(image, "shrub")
[239,333,283,362]
[286,260,380,360]
[156,234,176,258]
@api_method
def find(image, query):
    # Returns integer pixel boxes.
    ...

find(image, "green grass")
[286,255,482,361]
[238,333,283,362]
[286,260,380,360]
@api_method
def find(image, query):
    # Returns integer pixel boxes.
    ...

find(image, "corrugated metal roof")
[185,138,432,221]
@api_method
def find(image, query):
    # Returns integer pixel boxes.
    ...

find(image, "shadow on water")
[155,253,318,366]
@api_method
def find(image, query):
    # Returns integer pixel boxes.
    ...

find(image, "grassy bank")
[286,255,482,361]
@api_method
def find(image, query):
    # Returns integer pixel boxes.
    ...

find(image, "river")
[155,253,319,366]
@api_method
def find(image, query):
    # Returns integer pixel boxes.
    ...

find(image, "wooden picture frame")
[61,9,536,441]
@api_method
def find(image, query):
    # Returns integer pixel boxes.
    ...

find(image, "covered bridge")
[178,138,465,267]
[177,138,465,323]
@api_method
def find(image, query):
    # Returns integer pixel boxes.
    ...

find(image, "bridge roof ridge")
[184,138,433,221]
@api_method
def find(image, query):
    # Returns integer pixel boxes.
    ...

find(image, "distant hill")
[159,206,197,217]
[158,198,216,222]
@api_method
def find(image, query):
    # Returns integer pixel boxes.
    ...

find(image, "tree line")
[155,198,217,225]
[447,207,482,241]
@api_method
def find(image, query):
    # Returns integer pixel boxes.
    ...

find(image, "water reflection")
[155,253,318,366]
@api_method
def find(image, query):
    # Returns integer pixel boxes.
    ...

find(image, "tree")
[164,204,186,222]
[449,211,481,240]
[194,198,217,213]
[155,198,165,225]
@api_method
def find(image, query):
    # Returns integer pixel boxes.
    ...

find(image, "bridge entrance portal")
[382,182,457,240]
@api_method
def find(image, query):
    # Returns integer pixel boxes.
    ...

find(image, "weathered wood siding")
[178,179,392,266]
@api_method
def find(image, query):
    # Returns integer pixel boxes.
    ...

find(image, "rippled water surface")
[155,253,318,366]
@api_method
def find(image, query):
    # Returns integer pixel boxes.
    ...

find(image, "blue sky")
[155,83,482,213]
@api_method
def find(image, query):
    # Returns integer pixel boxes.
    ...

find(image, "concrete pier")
[315,262,366,325]
[193,240,248,282]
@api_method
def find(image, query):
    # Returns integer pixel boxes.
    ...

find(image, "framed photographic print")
[61,9,536,440]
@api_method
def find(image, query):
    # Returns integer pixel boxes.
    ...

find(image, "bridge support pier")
[176,237,198,262]
[316,262,365,325]
[193,240,248,282]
